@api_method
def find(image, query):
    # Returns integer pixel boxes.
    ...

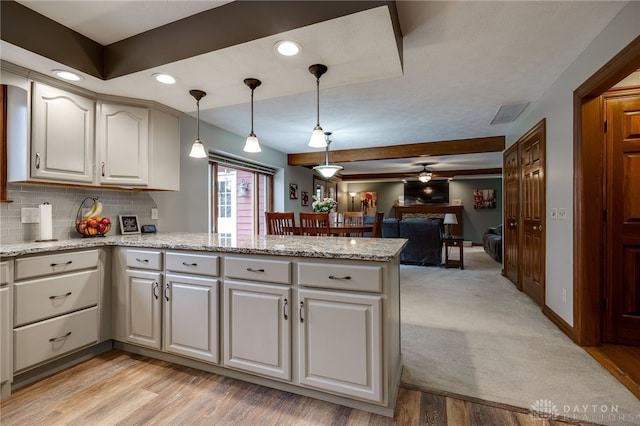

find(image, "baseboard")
[543,305,574,340]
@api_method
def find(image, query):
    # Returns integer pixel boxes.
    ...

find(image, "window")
[210,156,274,237]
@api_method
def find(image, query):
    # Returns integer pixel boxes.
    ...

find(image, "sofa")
[482,225,502,262]
[382,218,443,266]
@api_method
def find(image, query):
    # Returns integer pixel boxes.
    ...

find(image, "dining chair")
[343,211,365,237]
[299,212,331,236]
[265,212,296,235]
[371,212,385,238]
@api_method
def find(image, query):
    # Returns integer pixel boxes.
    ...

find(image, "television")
[404,180,450,204]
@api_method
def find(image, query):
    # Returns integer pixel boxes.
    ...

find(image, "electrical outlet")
[550,208,558,220]
[21,207,40,223]
[151,208,158,220]
[558,208,567,220]
[562,288,567,303]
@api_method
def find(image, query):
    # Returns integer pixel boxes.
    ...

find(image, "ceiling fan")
[417,163,434,183]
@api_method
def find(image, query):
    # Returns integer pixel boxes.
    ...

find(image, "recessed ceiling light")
[53,70,82,81]
[153,73,176,84]
[274,40,302,56]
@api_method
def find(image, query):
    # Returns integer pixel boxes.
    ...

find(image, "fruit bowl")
[76,197,111,238]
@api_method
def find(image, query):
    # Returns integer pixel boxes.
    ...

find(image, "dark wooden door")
[503,142,520,286]
[519,120,546,306]
[605,94,640,345]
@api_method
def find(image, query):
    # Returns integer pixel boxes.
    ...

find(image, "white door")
[98,103,149,186]
[297,288,382,402]
[217,171,237,235]
[31,82,94,183]
[125,269,162,349]
[223,280,291,380]
[164,274,219,363]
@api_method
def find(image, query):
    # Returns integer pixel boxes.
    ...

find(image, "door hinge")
[604,120,608,133]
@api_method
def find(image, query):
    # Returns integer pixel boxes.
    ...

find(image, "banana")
[83,198,103,218]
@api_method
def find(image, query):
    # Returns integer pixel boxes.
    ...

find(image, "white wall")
[506,2,640,325]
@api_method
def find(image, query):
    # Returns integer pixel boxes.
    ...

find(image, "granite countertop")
[0,232,408,261]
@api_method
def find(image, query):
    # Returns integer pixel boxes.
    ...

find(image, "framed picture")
[289,183,298,199]
[301,191,310,206]
[118,215,141,234]
[473,189,497,209]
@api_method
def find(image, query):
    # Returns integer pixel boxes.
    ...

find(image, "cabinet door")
[31,82,94,183]
[164,274,219,363]
[98,103,149,186]
[125,269,161,349]
[0,287,9,385]
[223,280,291,380]
[298,289,382,402]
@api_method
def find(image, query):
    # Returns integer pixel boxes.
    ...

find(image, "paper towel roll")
[39,202,53,241]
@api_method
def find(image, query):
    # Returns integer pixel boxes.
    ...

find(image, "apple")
[98,223,107,233]
[101,217,111,225]
[87,219,98,228]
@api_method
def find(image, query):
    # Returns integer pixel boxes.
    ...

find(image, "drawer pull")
[165,283,170,301]
[35,152,41,169]
[247,268,265,273]
[49,292,72,300]
[136,258,149,263]
[153,282,159,300]
[49,331,71,342]
[50,260,73,267]
[299,301,304,323]
[329,275,351,280]
[182,262,198,267]
[283,298,288,320]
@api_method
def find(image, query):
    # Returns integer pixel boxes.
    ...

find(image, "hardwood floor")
[586,344,640,400]
[0,350,586,426]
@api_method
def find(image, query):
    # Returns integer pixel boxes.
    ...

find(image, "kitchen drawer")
[15,250,99,281]
[14,306,98,372]
[166,251,219,276]
[225,257,291,285]
[14,270,98,327]
[297,262,382,293]
[1,261,10,285]
[126,249,163,271]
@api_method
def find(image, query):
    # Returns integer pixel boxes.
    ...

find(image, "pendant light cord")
[196,98,201,140]
[316,77,320,127]
[251,88,255,134]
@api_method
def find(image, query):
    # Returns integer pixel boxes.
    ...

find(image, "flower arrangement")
[312,196,337,213]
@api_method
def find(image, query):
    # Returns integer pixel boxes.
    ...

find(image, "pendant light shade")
[308,64,329,148]
[418,164,432,183]
[313,132,343,178]
[243,78,262,153]
[189,89,207,158]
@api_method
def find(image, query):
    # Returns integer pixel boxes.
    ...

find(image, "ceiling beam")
[340,168,503,181]
[288,136,505,167]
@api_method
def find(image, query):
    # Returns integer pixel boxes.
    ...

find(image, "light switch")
[550,208,558,220]
[151,208,158,220]
[558,208,567,220]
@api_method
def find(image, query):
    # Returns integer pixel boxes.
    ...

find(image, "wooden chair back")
[343,211,364,237]
[265,212,296,235]
[299,212,331,236]
[371,212,385,238]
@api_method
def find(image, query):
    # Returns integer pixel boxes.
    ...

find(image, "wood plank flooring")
[1,350,583,426]
[586,344,640,400]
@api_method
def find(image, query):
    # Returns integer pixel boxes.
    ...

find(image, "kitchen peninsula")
[0,233,407,417]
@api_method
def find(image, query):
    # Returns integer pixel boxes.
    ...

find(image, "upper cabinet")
[97,103,149,186]
[31,82,95,183]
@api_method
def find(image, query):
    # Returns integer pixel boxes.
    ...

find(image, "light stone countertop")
[0,232,408,261]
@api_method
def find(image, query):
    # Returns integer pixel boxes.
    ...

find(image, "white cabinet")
[124,268,162,349]
[1,260,13,400]
[297,288,382,403]
[97,103,149,186]
[30,82,95,183]
[223,280,290,380]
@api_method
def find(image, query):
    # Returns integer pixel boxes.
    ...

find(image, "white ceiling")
[1,1,629,178]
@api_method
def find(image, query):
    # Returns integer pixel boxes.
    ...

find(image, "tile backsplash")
[0,184,158,244]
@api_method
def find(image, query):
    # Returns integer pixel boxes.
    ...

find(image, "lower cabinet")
[124,269,162,349]
[223,280,290,380]
[297,288,383,403]
[1,260,13,400]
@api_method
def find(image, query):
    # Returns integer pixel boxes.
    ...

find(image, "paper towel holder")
[35,201,58,242]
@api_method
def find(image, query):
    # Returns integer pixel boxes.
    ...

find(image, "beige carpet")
[400,247,640,426]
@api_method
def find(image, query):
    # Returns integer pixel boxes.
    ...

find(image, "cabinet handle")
[49,331,71,342]
[35,152,41,169]
[182,262,198,267]
[247,268,265,273]
[153,282,159,300]
[101,162,105,177]
[136,258,149,263]
[50,260,73,267]
[532,225,543,231]
[165,283,170,302]
[329,275,351,280]
[299,301,304,323]
[283,298,288,320]
[49,291,72,300]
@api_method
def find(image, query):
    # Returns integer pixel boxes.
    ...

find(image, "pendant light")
[308,64,329,148]
[189,89,207,158]
[243,78,262,153]
[313,131,343,178]
[418,164,432,183]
